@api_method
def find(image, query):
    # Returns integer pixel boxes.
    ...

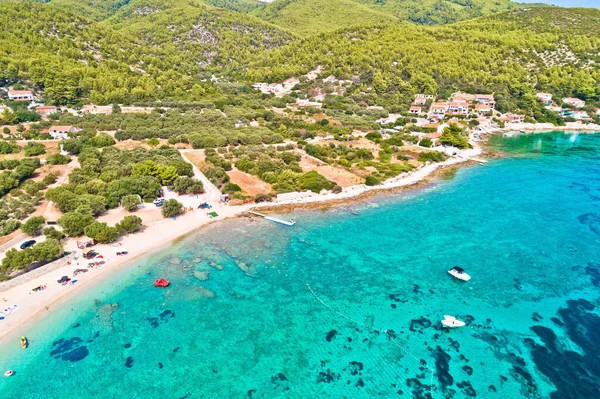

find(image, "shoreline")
[0,127,597,343]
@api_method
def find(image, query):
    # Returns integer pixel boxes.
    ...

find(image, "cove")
[1,132,600,398]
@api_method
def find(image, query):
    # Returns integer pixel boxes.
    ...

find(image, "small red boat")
[154,278,170,287]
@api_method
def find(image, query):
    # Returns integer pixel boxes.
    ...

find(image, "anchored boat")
[448,266,471,281]
[441,315,466,328]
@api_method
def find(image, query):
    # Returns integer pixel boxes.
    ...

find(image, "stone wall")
[0,253,75,292]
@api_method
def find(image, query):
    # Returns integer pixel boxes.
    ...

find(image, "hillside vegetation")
[354,0,518,25]
[0,1,294,104]
[251,0,398,36]
[245,7,600,109]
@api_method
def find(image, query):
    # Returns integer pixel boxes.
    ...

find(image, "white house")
[447,99,469,116]
[49,125,79,140]
[429,102,448,120]
[499,113,525,123]
[474,94,496,108]
[83,104,113,115]
[536,93,553,103]
[8,90,34,101]
[571,110,590,120]
[36,105,58,118]
[563,97,586,108]
[414,94,434,105]
[409,105,423,115]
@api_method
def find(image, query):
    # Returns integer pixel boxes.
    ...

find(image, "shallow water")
[1,132,600,398]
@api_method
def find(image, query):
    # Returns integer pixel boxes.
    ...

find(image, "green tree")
[173,176,204,194]
[32,239,63,262]
[21,216,45,236]
[116,215,143,234]
[58,212,95,236]
[90,133,116,148]
[84,222,119,243]
[46,154,71,165]
[2,220,21,236]
[43,227,64,240]
[121,194,140,212]
[1,248,35,272]
[440,123,469,149]
[147,138,160,147]
[62,138,84,154]
[23,142,45,156]
[161,199,183,218]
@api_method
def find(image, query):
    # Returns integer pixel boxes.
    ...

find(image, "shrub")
[2,219,21,236]
[419,137,433,148]
[147,138,160,147]
[298,171,335,193]
[24,142,45,156]
[90,133,116,148]
[365,175,380,186]
[46,154,71,165]
[0,141,19,154]
[366,132,382,142]
[418,151,448,163]
[116,215,143,234]
[222,182,242,194]
[161,199,183,218]
[43,227,64,240]
[255,193,272,203]
[21,216,45,236]
[62,138,84,154]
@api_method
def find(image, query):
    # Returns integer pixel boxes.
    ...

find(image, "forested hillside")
[245,7,600,110]
[251,0,398,36]
[0,0,294,104]
[354,0,518,25]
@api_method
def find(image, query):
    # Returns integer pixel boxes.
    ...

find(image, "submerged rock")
[169,258,182,265]
[208,261,224,270]
[198,286,215,298]
[193,270,210,281]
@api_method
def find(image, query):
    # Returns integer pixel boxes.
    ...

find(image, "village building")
[414,94,434,105]
[409,105,423,115]
[49,125,79,140]
[499,113,525,123]
[447,99,469,116]
[571,110,590,120]
[536,93,553,103]
[474,103,492,115]
[474,94,496,108]
[429,102,448,120]
[8,90,34,101]
[595,108,600,117]
[120,106,153,114]
[562,97,586,108]
[545,105,562,113]
[83,104,113,115]
[35,105,58,118]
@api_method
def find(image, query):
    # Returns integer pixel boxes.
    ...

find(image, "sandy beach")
[2,125,596,342]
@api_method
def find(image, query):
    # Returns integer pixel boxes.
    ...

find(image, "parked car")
[20,240,36,249]
[153,198,165,207]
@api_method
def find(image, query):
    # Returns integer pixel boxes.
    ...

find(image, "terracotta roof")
[8,90,32,95]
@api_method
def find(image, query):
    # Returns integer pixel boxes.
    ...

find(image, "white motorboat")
[441,315,466,328]
[448,266,471,281]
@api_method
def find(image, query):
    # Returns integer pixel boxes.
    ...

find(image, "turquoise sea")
[1,132,600,398]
